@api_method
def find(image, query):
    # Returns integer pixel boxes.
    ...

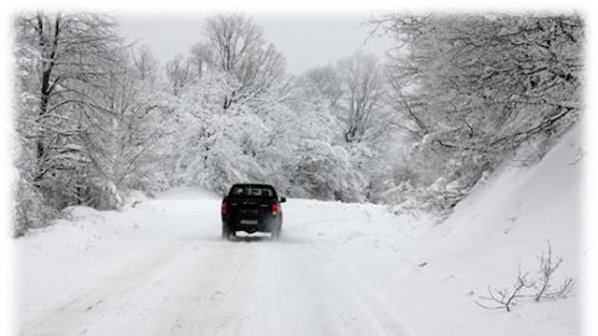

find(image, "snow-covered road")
[18,194,416,336]
[16,128,582,336]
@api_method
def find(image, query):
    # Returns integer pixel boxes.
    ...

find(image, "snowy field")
[15,129,582,336]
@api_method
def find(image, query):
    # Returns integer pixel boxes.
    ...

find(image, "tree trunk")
[34,14,61,185]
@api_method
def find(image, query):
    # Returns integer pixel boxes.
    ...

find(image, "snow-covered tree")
[373,13,583,213]
[166,54,192,97]
[132,44,159,85]
[13,13,179,235]
[337,52,386,144]
[13,12,128,234]
[192,14,286,111]
[301,65,343,108]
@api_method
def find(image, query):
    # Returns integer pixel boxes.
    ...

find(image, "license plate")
[240,219,258,225]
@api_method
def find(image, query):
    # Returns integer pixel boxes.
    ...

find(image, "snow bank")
[283,126,582,336]
[423,126,582,274]
[398,126,582,336]
[15,192,220,313]
[156,186,221,200]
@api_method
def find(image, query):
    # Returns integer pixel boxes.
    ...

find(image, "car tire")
[222,224,230,240]
[272,226,281,240]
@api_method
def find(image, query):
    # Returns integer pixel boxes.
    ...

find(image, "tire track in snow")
[20,239,206,336]
[150,239,260,336]
[304,242,418,336]
[20,195,418,336]
[147,236,418,336]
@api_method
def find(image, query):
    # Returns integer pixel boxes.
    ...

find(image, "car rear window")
[230,185,275,198]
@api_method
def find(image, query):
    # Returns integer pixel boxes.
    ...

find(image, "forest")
[12,12,583,237]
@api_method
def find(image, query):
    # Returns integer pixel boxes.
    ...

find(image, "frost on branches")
[12,12,583,235]
[372,13,582,215]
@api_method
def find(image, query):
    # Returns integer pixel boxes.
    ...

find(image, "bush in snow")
[475,241,575,312]
[13,176,60,237]
[532,240,576,302]
[292,140,366,202]
[475,267,534,313]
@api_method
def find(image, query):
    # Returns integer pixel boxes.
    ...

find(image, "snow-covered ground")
[15,128,582,336]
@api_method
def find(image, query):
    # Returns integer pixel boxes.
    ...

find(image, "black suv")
[221,184,286,240]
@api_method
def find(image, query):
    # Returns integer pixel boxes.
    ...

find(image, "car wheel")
[272,227,281,240]
[222,224,230,240]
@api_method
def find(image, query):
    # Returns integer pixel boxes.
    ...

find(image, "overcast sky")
[117,14,395,75]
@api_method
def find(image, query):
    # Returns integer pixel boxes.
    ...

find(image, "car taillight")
[271,203,278,216]
[221,201,227,215]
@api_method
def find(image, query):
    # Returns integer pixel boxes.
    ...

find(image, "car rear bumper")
[223,217,279,233]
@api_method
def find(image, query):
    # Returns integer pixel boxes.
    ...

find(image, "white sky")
[117,14,395,75]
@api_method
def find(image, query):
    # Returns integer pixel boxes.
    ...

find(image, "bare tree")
[302,65,343,108]
[166,54,191,97]
[337,52,384,143]
[197,14,286,111]
[204,14,262,73]
[132,44,158,84]
[189,42,211,79]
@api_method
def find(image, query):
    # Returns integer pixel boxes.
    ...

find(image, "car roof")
[231,183,275,188]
